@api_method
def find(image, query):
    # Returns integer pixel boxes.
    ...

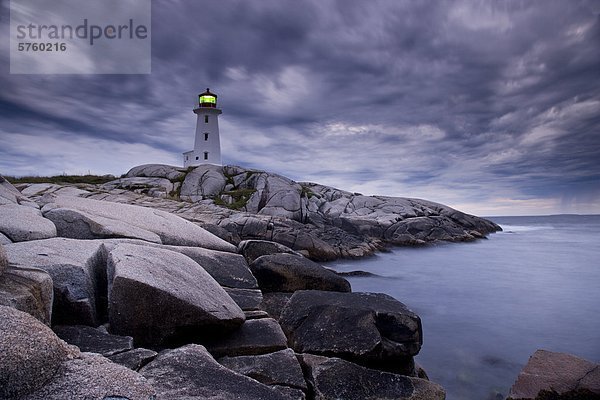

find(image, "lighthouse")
[183,88,222,167]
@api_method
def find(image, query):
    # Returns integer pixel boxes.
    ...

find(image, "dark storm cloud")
[1,0,599,214]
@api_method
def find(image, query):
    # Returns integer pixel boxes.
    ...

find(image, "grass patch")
[5,174,116,185]
[301,185,317,199]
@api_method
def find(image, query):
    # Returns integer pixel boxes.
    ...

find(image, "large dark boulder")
[139,344,288,399]
[249,253,350,293]
[279,290,422,374]
[107,243,245,347]
[298,353,445,400]
[238,239,300,264]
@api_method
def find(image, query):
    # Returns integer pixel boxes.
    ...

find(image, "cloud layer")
[1,0,599,215]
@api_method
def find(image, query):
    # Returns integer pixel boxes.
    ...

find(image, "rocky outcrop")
[125,163,187,181]
[139,344,288,400]
[1,172,453,398]
[298,353,445,400]
[118,164,501,260]
[508,349,600,399]
[249,253,351,293]
[180,164,227,201]
[279,290,422,375]
[107,243,245,346]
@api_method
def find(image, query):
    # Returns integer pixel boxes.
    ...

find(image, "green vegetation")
[214,188,256,210]
[301,185,317,199]
[5,174,116,185]
[167,169,191,199]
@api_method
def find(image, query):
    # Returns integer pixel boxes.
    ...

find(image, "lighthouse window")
[204,133,209,141]
[204,115,209,123]
[204,152,209,160]
[195,156,199,160]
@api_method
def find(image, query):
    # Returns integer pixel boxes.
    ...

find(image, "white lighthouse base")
[183,150,221,167]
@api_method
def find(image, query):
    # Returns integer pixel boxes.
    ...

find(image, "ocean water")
[327,215,600,400]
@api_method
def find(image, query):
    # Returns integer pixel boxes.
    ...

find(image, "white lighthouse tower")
[183,88,222,167]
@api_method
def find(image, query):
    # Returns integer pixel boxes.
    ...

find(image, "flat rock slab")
[0,204,57,242]
[22,352,156,400]
[53,325,133,357]
[107,243,245,347]
[0,305,79,398]
[103,239,258,289]
[249,253,350,293]
[206,318,288,358]
[0,266,53,325]
[4,238,107,326]
[108,348,158,371]
[140,344,288,400]
[279,290,422,373]
[298,353,445,400]
[224,287,263,311]
[509,349,600,399]
[219,348,307,391]
[41,194,236,252]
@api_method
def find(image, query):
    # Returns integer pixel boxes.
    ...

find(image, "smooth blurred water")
[327,215,600,400]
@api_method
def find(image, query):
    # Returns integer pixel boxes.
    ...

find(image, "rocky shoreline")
[2,165,591,400]
[15,163,502,261]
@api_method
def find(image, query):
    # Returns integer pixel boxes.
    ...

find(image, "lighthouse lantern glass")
[200,95,216,105]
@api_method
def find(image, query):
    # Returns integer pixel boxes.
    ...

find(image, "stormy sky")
[1,0,599,216]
